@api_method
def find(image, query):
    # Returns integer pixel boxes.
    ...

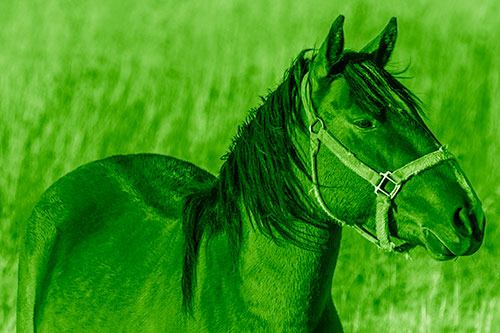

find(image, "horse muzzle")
[422,206,485,260]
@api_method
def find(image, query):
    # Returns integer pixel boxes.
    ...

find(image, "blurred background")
[0,0,498,331]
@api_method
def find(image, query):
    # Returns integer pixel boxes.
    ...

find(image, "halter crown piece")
[300,71,477,252]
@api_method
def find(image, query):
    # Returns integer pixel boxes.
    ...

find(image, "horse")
[17,15,485,332]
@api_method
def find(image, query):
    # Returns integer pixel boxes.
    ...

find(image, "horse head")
[303,15,485,260]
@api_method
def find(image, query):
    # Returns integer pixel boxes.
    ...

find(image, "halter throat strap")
[300,72,456,252]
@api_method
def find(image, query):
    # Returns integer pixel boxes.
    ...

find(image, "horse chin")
[422,230,457,261]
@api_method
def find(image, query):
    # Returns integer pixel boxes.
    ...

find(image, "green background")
[1,0,499,331]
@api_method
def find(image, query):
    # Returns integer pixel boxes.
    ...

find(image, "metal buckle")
[374,171,401,199]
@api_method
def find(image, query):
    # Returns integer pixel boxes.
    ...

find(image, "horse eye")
[353,119,374,129]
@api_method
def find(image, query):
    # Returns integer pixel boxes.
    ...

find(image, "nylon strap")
[299,71,474,252]
[315,125,382,187]
[392,148,455,183]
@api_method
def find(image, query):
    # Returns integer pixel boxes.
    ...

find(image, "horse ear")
[361,17,397,67]
[310,15,344,87]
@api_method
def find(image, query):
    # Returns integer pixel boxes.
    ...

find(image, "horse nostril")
[453,207,473,237]
[474,211,485,242]
[478,211,486,233]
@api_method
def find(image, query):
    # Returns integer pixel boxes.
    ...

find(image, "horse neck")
[199,82,343,322]
[229,98,342,316]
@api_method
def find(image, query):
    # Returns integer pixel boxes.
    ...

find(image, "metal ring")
[309,117,325,135]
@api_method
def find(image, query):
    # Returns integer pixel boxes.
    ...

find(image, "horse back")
[17,154,214,332]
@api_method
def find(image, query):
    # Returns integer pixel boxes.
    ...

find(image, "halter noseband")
[300,72,476,252]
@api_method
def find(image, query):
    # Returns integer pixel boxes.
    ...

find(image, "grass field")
[1,0,499,331]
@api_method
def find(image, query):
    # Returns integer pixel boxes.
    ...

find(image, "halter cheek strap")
[300,72,473,252]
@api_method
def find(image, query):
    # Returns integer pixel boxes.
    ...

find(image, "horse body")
[18,154,195,331]
[18,154,342,331]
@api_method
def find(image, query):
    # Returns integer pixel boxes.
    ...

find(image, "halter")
[300,72,477,252]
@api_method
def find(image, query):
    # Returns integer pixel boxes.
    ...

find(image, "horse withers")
[17,15,485,332]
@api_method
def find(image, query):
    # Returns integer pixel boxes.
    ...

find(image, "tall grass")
[1,0,499,331]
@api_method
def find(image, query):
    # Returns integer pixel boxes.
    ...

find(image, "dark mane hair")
[181,49,424,314]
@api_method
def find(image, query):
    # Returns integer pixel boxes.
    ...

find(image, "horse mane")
[180,49,423,315]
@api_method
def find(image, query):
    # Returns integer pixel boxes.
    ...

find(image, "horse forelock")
[332,52,425,126]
